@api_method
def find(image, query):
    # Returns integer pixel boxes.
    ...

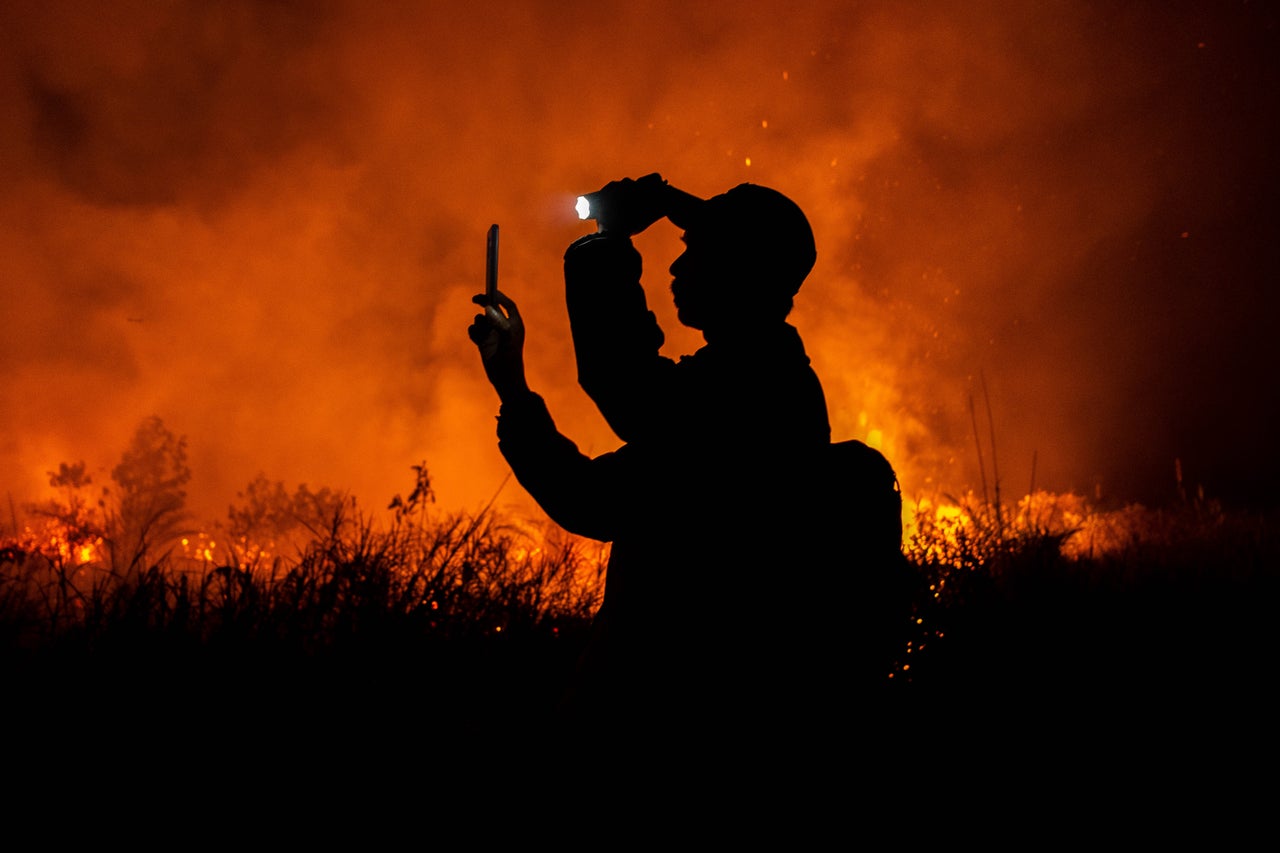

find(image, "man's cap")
[667,183,817,294]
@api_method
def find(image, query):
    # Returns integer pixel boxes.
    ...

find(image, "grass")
[3,431,1277,776]
[899,491,1279,708]
[7,487,1274,701]
[1,473,605,758]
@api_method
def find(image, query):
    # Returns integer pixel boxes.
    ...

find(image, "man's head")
[667,183,816,331]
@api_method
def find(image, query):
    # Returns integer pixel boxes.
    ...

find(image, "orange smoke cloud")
[1,0,1276,524]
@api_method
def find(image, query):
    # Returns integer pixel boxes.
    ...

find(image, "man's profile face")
[669,227,736,331]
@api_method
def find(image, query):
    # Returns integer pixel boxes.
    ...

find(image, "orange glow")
[180,533,221,564]
[0,0,1271,541]
[12,519,105,567]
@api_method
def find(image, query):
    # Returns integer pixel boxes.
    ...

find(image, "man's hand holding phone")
[470,223,529,402]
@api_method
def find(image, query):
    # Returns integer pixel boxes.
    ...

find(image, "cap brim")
[665,189,707,231]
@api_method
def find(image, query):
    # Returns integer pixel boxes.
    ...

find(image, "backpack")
[827,439,905,563]
[807,439,913,684]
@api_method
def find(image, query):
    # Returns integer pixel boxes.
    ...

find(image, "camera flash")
[575,196,591,220]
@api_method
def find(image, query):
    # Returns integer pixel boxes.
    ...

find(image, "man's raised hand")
[469,290,530,403]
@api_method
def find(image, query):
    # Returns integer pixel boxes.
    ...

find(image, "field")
[3,423,1277,796]
[6,477,1275,717]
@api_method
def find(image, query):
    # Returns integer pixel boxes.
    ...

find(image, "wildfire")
[8,519,105,567]
[902,489,1159,568]
[180,534,220,564]
[903,497,974,567]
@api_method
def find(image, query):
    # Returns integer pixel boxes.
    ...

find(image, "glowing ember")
[180,534,221,564]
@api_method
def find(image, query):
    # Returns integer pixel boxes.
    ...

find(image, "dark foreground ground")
[4,508,1278,825]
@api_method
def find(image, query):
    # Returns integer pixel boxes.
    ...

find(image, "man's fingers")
[490,289,520,317]
[472,290,520,316]
[467,315,487,343]
[485,304,512,331]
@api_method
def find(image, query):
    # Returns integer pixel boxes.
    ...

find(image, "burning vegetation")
[3,416,1275,709]
[2,420,604,652]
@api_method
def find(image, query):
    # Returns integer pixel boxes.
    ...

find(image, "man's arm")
[469,289,625,542]
[495,391,628,542]
[564,233,679,443]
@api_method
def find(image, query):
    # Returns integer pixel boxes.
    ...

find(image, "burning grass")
[898,488,1280,707]
[3,497,603,675]
[3,420,1276,751]
[1,443,605,747]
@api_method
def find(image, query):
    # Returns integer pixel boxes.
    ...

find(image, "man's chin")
[675,307,706,331]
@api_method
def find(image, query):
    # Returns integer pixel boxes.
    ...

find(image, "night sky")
[2,0,1276,524]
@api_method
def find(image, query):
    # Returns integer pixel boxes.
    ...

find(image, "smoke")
[2,0,1276,524]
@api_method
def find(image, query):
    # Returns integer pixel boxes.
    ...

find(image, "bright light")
[575,196,590,220]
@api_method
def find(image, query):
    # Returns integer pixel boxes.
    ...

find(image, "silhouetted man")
[470,176,889,728]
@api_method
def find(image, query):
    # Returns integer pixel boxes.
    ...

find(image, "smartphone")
[485,224,499,307]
